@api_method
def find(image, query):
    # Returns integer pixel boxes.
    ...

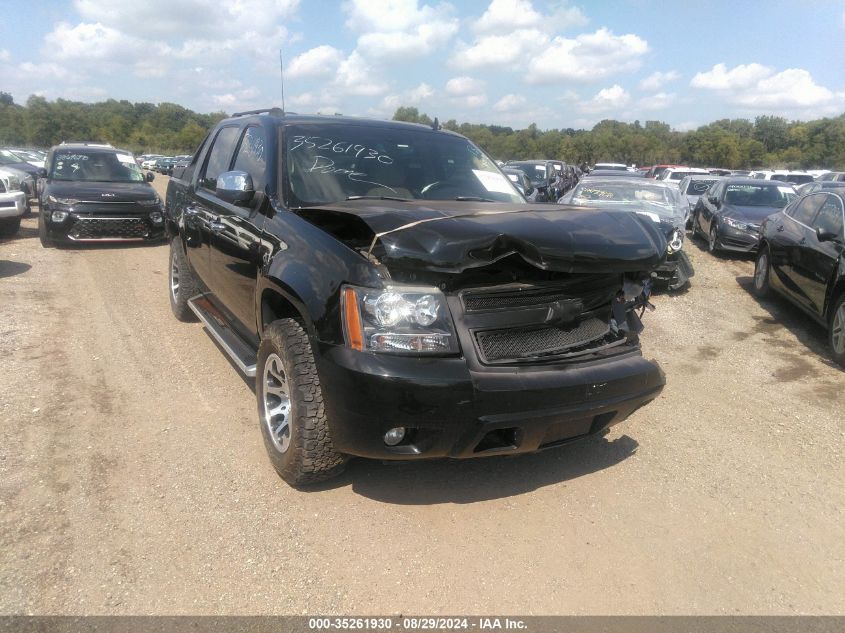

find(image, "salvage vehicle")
[0,149,38,210]
[38,143,163,247]
[754,190,845,366]
[165,109,667,486]
[559,177,694,291]
[692,178,796,254]
[0,170,27,236]
[658,167,711,183]
[505,160,561,201]
[501,166,538,201]
[678,175,723,226]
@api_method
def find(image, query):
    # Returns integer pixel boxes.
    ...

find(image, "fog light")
[383,427,406,446]
[150,211,163,224]
[51,210,68,222]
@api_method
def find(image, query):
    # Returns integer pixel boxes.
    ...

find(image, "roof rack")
[59,141,114,148]
[231,108,285,118]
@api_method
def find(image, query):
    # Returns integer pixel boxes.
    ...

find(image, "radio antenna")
[279,49,286,114]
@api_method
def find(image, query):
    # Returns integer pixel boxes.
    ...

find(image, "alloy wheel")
[262,353,292,453]
[755,253,768,290]
[709,225,717,252]
[832,303,845,355]
[170,252,180,303]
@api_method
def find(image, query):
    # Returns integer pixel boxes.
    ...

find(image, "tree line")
[0,93,225,155]
[393,106,845,170]
[1,92,843,169]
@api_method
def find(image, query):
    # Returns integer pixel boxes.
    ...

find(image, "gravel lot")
[0,176,842,615]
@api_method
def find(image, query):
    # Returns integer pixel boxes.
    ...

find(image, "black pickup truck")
[165,109,666,486]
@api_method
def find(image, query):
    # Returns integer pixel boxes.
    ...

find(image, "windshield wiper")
[454,196,495,202]
[345,195,412,202]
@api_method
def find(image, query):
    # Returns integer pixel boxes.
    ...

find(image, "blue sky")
[1,0,844,131]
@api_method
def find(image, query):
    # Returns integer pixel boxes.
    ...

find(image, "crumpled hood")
[721,204,783,224]
[45,180,157,202]
[296,200,667,274]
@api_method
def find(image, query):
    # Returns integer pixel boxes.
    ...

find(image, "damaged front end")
[298,201,667,365]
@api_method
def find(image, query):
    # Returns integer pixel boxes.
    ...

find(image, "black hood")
[45,180,157,202]
[721,204,784,224]
[296,200,667,274]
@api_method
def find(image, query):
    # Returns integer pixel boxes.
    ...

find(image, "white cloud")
[639,70,679,92]
[473,0,587,35]
[690,63,845,116]
[380,83,435,110]
[636,92,676,111]
[582,84,630,112]
[333,51,389,96]
[0,49,10,62]
[445,76,485,96]
[287,45,344,78]
[452,27,648,83]
[73,0,299,41]
[344,0,458,59]
[493,93,527,112]
[690,63,772,90]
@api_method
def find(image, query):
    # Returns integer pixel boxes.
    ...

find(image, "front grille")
[0,201,14,208]
[69,216,150,240]
[462,281,617,313]
[476,317,613,363]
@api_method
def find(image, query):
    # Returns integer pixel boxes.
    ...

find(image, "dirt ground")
[0,176,842,615]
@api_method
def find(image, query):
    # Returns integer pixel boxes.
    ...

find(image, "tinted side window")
[791,193,826,225]
[812,195,844,236]
[200,126,240,190]
[232,126,267,192]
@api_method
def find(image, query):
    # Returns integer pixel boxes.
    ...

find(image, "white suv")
[0,167,28,236]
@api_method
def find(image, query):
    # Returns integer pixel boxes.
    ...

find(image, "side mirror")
[523,176,534,196]
[145,171,155,182]
[816,227,841,243]
[216,170,255,206]
[37,167,47,178]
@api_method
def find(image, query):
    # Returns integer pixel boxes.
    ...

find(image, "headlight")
[3,175,21,190]
[47,195,79,206]
[137,196,161,207]
[722,217,749,231]
[51,210,69,222]
[149,211,164,224]
[667,227,684,253]
[342,285,458,354]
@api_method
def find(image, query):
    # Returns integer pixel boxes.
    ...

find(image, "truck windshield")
[284,123,524,206]
[49,150,145,183]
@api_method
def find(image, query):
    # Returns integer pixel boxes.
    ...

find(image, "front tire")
[256,319,347,486]
[708,223,719,254]
[829,294,845,367]
[38,213,53,248]
[168,236,199,322]
[753,247,772,298]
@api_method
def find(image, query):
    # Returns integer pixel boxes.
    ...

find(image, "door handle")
[209,216,226,232]
[184,206,198,218]
[776,225,784,232]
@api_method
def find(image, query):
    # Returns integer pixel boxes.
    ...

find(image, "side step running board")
[188,294,257,377]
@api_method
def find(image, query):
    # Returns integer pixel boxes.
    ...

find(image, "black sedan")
[753,191,845,366]
[691,178,796,254]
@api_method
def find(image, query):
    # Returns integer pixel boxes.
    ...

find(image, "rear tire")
[168,236,199,322]
[753,247,772,298]
[829,293,845,367]
[0,216,21,237]
[257,319,347,487]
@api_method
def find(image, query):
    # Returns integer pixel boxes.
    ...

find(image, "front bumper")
[42,210,165,243]
[715,224,761,252]
[315,344,665,460]
[0,192,26,219]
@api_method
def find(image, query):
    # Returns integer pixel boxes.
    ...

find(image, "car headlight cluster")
[722,216,749,231]
[342,285,458,354]
[667,227,684,253]
[47,195,79,206]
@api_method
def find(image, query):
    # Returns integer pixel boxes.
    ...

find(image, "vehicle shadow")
[0,260,32,279]
[735,274,838,368]
[0,225,39,242]
[314,433,639,504]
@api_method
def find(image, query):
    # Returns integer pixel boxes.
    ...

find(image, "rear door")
[208,125,269,338]
[779,193,826,310]
[799,194,845,317]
